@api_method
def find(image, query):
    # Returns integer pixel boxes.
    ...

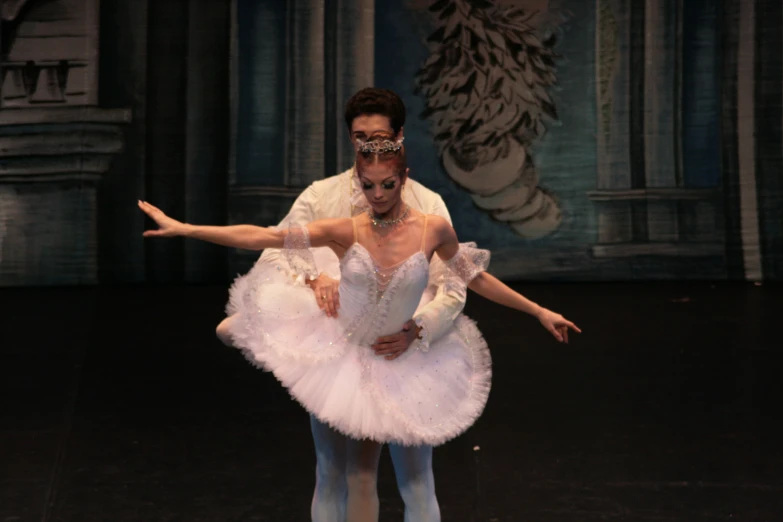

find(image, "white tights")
[310,416,440,522]
[216,319,440,522]
[388,441,440,522]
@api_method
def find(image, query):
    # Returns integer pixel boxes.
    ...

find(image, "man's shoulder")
[407,177,440,197]
[406,177,446,210]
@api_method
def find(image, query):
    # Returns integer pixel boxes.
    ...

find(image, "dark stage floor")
[1,282,781,521]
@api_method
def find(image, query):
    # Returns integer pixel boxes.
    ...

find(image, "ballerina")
[139,133,579,520]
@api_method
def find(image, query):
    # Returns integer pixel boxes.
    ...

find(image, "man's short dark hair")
[344,88,406,134]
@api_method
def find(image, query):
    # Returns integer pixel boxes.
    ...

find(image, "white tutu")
[225,236,492,447]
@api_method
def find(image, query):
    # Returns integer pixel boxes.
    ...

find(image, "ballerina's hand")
[138,200,187,238]
[536,308,581,344]
[307,273,340,318]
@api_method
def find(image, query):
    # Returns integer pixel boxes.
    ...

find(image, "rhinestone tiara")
[357,137,404,154]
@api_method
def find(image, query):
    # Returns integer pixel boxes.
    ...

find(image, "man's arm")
[412,194,468,346]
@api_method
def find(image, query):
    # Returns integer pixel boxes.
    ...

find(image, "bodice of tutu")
[337,243,430,344]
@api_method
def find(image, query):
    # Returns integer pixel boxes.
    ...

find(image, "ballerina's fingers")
[139,200,163,215]
[138,201,161,236]
[563,320,582,334]
[322,285,339,317]
[553,319,581,344]
[138,200,153,216]
[547,324,564,343]
[137,201,165,226]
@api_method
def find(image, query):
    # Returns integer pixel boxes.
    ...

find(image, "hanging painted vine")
[415,0,563,238]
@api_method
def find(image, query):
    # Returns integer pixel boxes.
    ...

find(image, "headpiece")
[357,137,404,154]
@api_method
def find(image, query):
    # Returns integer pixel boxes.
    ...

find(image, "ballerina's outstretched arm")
[468,272,581,343]
[429,216,581,344]
[137,200,353,252]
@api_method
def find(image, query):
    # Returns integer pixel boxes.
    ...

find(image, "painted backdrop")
[373,0,782,280]
[0,0,781,285]
[233,0,783,281]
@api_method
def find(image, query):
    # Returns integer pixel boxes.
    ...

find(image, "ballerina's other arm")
[138,200,353,251]
[431,216,581,344]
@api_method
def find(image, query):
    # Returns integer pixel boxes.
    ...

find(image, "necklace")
[368,205,409,228]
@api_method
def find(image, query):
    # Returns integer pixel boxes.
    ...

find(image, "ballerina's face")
[358,163,408,215]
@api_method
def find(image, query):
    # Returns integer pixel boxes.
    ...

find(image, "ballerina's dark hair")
[355,131,407,178]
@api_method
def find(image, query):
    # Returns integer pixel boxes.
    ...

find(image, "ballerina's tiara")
[357,137,404,154]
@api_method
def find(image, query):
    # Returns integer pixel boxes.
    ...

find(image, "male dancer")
[218,88,463,522]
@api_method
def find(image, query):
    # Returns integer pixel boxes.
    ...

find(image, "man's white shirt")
[253,167,468,345]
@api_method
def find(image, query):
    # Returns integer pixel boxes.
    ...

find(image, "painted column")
[643,0,680,243]
[593,0,634,247]
[736,0,761,280]
[285,0,327,187]
[234,0,288,186]
[227,0,375,275]
[595,0,633,192]
[332,0,374,173]
[754,0,783,279]
[0,0,130,286]
[184,0,231,282]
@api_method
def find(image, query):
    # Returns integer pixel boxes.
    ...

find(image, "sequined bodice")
[337,243,429,343]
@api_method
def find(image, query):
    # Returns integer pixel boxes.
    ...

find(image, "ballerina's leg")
[310,416,349,522]
[218,319,349,521]
[215,315,237,347]
[345,437,383,522]
[389,443,441,522]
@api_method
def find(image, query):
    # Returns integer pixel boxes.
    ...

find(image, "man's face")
[350,114,399,152]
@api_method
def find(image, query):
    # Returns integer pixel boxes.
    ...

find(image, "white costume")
[224,168,492,446]
[237,167,469,362]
